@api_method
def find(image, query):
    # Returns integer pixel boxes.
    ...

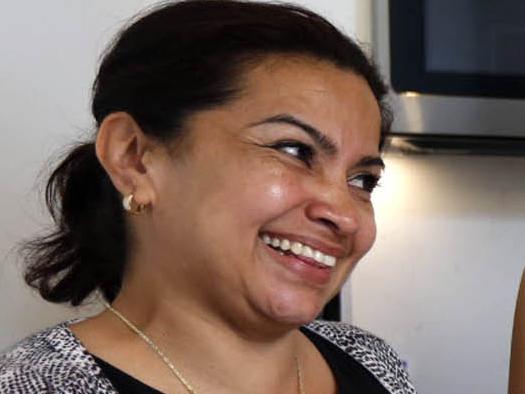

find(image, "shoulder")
[305,320,417,394]
[0,322,115,393]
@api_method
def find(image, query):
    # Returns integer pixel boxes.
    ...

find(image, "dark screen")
[425,0,525,76]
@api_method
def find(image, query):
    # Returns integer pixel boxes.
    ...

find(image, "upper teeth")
[261,234,337,267]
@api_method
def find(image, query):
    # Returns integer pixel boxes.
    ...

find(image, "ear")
[95,112,157,207]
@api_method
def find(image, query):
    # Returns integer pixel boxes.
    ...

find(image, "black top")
[92,327,389,394]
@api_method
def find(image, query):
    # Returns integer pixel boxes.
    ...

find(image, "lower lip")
[262,241,334,286]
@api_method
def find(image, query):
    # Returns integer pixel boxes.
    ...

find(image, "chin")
[262,290,327,326]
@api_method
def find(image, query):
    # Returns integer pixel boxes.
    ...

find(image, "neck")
[119,247,311,339]
[104,273,307,393]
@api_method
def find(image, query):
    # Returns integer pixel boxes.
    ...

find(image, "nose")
[304,181,360,237]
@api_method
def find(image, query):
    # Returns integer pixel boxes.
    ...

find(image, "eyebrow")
[250,113,385,169]
[250,114,338,156]
[356,156,385,170]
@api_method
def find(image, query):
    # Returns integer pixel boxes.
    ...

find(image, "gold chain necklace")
[103,302,306,394]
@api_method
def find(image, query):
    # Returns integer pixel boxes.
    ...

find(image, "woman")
[0,1,415,393]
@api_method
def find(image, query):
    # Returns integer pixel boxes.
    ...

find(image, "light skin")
[71,55,383,394]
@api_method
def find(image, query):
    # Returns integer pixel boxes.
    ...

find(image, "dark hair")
[23,0,391,306]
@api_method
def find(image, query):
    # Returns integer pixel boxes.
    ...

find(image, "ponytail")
[22,143,126,305]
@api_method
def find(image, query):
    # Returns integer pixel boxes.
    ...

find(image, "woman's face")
[144,56,383,327]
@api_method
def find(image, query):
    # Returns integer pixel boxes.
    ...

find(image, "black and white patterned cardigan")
[0,320,416,393]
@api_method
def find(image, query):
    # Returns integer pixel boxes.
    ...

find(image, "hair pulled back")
[23,0,391,306]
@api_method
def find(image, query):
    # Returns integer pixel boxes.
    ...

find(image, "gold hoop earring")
[122,194,146,215]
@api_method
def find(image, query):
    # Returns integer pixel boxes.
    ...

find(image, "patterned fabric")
[0,323,114,393]
[305,321,416,394]
[0,320,416,393]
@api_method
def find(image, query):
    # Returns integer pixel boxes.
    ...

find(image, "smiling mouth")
[268,246,332,271]
[259,233,337,268]
[259,235,335,287]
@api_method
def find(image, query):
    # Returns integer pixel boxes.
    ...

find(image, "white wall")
[0,0,161,349]
[2,1,524,394]
[344,153,525,394]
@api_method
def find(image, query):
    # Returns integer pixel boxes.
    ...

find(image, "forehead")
[232,55,382,146]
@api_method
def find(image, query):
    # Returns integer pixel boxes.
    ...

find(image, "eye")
[270,140,315,167]
[348,173,381,193]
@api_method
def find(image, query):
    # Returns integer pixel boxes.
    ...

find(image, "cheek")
[181,156,304,247]
[336,207,376,286]
[241,167,304,227]
[356,206,377,256]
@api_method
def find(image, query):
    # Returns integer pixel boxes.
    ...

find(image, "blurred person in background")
[509,268,525,394]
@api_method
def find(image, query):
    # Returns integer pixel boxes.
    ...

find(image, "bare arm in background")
[509,269,525,394]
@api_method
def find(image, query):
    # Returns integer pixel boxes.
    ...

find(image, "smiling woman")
[0,1,415,393]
